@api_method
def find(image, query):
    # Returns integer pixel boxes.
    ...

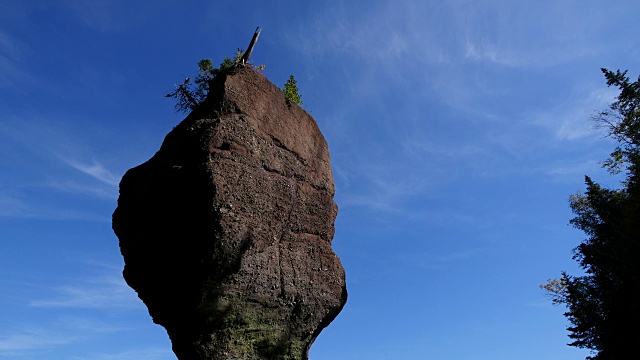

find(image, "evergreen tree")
[283,75,302,106]
[543,68,640,359]
[165,54,237,113]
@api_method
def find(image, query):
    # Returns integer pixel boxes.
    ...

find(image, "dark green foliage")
[563,178,639,358]
[283,75,302,106]
[596,69,640,175]
[543,69,640,359]
[165,53,240,113]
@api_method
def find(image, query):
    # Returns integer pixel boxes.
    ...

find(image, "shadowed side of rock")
[113,67,347,360]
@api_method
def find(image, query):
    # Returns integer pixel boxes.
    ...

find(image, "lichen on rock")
[112,66,347,360]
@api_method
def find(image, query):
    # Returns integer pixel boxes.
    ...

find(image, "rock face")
[112,67,347,359]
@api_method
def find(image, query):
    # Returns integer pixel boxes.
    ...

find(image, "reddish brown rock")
[112,67,347,360]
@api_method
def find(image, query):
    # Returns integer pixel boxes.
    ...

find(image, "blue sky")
[1,1,639,359]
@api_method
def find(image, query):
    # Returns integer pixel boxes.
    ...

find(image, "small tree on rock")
[165,27,263,113]
[283,74,303,106]
[165,55,237,113]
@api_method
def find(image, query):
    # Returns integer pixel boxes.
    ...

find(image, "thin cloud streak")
[0,192,110,221]
[0,193,32,218]
[298,0,608,74]
[30,275,140,311]
[395,247,491,271]
[456,1,602,67]
[0,30,22,59]
[0,328,77,355]
[45,179,118,200]
[0,117,120,212]
[531,87,617,141]
[0,317,140,358]
[61,158,121,186]
[0,29,34,90]
[70,347,174,360]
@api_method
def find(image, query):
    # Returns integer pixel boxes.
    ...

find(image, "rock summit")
[112,66,347,359]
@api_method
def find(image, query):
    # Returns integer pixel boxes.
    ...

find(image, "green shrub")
[283,75,302,106]
[165,52,242,113]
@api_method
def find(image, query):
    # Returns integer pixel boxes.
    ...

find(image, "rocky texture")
[112,67,347,360]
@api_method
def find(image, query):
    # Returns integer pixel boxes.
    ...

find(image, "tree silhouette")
[542,68,640,360]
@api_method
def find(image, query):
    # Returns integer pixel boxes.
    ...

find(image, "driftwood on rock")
[240,27,261,65]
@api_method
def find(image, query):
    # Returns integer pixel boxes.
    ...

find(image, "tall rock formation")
[112,66,347,359]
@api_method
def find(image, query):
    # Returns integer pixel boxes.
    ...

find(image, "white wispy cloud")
[70,347,174,360]
[0,29,35,90]
[61,0,129,33]
[0,193,32,218]
[64,1,114,30]
[61,316,133,335]
[298,0,610,75]
[0,190,109,221]
[30,274,140,310]
[395,247,490,271]
[0,317,146,358]
[292,0,619,192]
[29,259,137,310]
[61,0,167,33]
[541,159,602,181]
[0,30,22,61]
[60,158,121,186]
[45,179,118,200]
[457,1,602,68]
[0,116,121,216]
[0,327,77,356]
[334,153,441,214]
[291,1,455,83]
[1,255,155,358]
[531,86,617,141]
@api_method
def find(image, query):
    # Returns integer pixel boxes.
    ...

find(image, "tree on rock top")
[284,75,303,106]
[165,55,237,113]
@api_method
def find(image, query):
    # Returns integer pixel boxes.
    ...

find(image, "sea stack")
[112,66,347,359]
